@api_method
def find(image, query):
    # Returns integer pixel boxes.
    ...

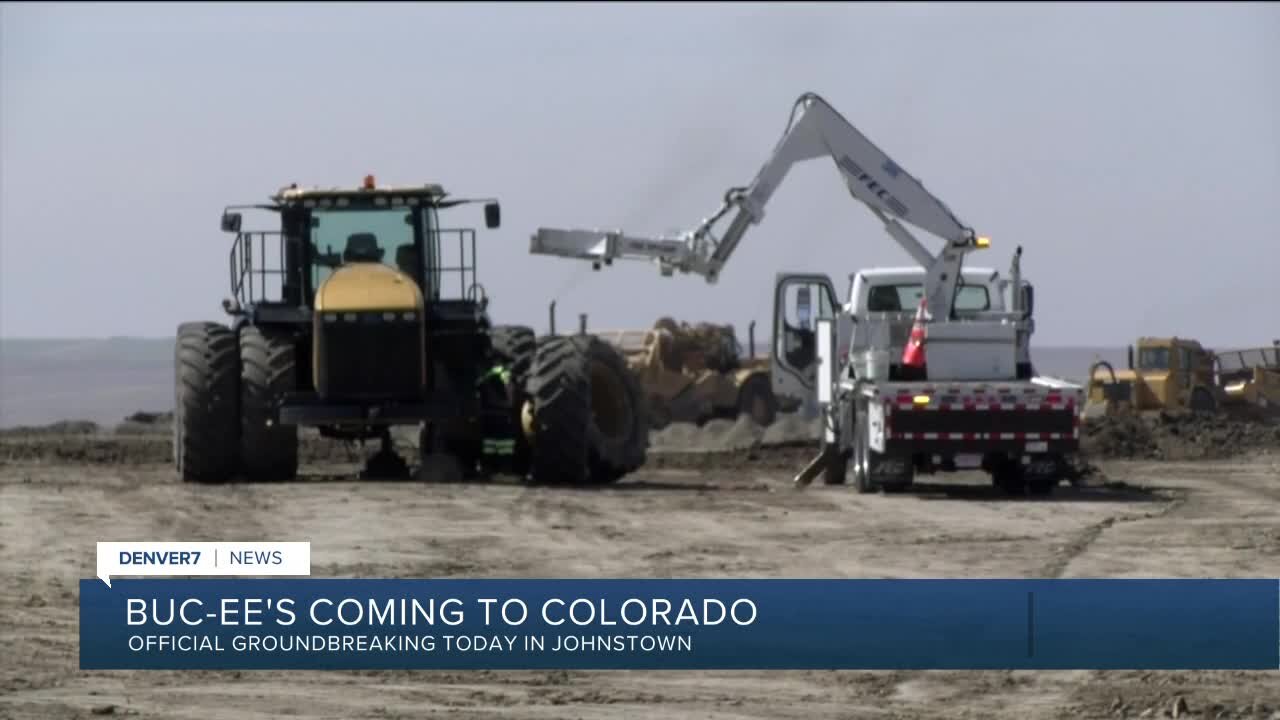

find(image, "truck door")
[772,274,839,414]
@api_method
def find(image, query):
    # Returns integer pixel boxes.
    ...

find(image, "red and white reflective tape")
[892,399,1073,412]
[891,431,1068,441]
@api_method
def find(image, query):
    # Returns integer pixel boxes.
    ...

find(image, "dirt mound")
[761,412,823,445]
[650,411,821,454]
[648,441,818,473]
[1082,411,1280,461]
[0,430,374,467]
[0,419,100,437]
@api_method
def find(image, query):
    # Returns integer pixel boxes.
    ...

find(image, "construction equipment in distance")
[530,92,1084,496]
[174,176,647,486]
[590,317,785,429]
[1086,338,1280,418]
[1217,342,1280,414]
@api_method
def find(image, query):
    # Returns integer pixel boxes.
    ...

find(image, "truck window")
[954,285,991,312]
[865,283,990,313]
[784,282,834,329]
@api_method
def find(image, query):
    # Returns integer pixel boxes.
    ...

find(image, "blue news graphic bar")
[80,579,1279,671]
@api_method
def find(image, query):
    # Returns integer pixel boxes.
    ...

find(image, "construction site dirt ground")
[2,425,1278,720]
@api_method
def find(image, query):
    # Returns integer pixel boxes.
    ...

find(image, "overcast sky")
[2,2,1276,346]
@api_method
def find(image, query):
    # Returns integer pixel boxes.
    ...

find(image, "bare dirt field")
[1,418,1278,720]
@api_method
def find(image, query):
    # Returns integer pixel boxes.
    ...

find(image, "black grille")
[316,314,423,397]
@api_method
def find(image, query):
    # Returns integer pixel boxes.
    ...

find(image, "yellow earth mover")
[1214,342,1280,416]
[590,317,786,429]
[1085,337,1280,418]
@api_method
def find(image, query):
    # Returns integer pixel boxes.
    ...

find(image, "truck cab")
[772,266,1035,409]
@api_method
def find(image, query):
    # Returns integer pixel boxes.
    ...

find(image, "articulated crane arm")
[530,92,992,321]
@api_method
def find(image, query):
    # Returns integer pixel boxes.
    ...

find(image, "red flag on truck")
[902,298,928,368]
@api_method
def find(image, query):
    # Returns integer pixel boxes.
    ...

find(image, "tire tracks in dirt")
[1038,484,1188,579]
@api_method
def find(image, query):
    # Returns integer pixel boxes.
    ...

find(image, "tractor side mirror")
[484,202,501,229]
[221,212,242,234]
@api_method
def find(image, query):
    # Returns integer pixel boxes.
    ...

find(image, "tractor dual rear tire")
[174,322,240,484]
[239,326,299,482]
[526,335,648,485]
[487,324,537,474]
[490,325,536,384]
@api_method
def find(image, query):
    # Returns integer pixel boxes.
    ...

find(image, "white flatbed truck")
[530,92,1084,495]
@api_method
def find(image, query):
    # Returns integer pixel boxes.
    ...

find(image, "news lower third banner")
[80,579,1279,670]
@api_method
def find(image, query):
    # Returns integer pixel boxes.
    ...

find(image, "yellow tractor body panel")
[314,263,424,313]
[310,263,427,397]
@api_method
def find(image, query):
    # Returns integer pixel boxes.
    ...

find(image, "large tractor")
[174,177,647,485]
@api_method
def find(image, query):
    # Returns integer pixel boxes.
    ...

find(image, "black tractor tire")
[239,326,299,482]
[174,322,240,484]
[738,373,779,427]
[526,335,592,485]
[490,325,536,384]
[582,335,648,482]
[488,324,538,475]
[526,334,648,485]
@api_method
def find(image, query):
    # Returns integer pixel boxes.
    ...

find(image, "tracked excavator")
[531,92,1084,495]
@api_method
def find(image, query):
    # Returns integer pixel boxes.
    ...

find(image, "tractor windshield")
[1137,347,1170,370]
[309,208,422,290]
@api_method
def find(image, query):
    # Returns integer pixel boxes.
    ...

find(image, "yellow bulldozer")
[1215,342,1280,415]
[1084,337,1280,419]
[590,317,789,429]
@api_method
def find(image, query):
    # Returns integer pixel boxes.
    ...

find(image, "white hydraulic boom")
[530,92,994,321]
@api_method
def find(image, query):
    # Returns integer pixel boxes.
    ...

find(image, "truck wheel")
[174,322,240,484]
[851,398,913,492]
[1027,475,1056,496]
[992,456,1027,496]
[850,402,874,493]
[1026,454,1061,496]
[874,458,914,493]
[738,373,778,427]
[239,326,298,482]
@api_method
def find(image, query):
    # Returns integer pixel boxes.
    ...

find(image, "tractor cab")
[210,176,504,475]
[220,176,500,319]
